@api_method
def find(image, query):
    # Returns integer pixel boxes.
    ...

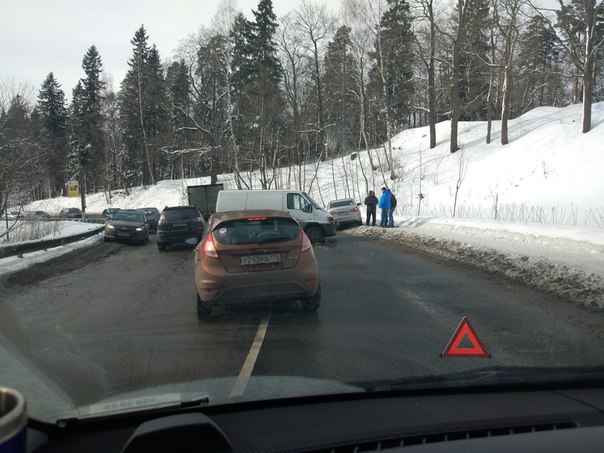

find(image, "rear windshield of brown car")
[213,217,301,245]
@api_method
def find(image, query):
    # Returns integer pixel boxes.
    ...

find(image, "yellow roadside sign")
[67,181,79,198]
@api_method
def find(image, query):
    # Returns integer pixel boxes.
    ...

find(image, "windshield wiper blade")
[58,393,210,426]
[356,365,604,393]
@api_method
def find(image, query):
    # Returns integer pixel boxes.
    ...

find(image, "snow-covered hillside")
[27,102,604,229]
[11,102,604,306]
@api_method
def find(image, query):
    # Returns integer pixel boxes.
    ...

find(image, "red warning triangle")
[441,317,491,358]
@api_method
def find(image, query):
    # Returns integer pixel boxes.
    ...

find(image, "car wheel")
[301,284,321,311]
[197,293,211,320]
[158,242,166,250]
[305,225,324,243]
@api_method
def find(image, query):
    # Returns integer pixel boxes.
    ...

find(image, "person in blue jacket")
[378,187,391,227]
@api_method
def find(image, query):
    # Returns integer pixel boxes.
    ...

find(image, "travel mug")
[0,387,26,453]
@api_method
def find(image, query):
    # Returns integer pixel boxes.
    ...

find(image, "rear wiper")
[57,393,210,426]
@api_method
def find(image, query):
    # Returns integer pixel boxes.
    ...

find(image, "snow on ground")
[0,233,103,276]
[4,102,604,306]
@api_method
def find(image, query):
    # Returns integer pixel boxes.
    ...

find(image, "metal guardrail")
[0,224,106,259]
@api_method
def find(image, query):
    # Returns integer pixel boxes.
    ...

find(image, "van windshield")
[302,192,322,210]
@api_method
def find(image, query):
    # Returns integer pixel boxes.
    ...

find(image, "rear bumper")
[196,261,320,306]
[157,230,202,245]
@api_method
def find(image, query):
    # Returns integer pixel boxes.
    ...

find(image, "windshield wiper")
[57,393,210,426]
[355,365,604,393]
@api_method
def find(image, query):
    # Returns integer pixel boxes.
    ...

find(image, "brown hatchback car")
[194,209,321,318]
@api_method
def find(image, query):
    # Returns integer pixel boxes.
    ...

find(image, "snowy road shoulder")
[345,219,604,309]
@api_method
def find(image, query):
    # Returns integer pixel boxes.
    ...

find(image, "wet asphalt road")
[1,233,603,405]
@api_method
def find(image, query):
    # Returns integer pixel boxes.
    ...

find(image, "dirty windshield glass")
[0,0,603,426]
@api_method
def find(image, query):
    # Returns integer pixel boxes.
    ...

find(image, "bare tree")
[412,0,441,149]
[342,0,379,192]
[343,0,398,179]
[495,0,528,145]
[277,13,306,189]
[0,81,40,222]
[294,0,336,162]
[452,149,468,217]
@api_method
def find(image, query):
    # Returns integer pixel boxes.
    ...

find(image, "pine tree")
[379,0,415,129]
[145,44,168,179]
[517,15,566,110]
[120,25,168,185]
[37,72,69,196]
[67,81,88,177]
[229,0,284,185]
[166,60,192,178]
[79,45,105,192]
[196,34,230,180]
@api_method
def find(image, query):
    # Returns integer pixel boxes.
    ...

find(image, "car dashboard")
[28,383,604,452]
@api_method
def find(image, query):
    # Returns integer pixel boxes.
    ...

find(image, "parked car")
[34,210,50,219]
[156,206,206,250]
[59,207,83,218]
[103,209,149,244]
[22,210,50,220]
[139,207,160,232]
[5,210,21,220]
[194,209,321,318]
[327,198,363,229]
[102,208,121,219]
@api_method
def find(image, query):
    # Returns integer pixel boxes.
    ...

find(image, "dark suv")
[157,206,206,250]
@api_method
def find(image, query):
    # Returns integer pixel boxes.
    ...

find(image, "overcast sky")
[0,0,301,101]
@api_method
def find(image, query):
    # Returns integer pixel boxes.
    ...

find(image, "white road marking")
[230,313,271,397]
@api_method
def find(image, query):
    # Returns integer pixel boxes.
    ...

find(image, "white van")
[215,190,336,242]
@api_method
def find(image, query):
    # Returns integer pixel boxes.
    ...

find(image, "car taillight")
[247,217,268,221]
[350,207,359,212]
[301,230,312,252]
[201,235,218,258]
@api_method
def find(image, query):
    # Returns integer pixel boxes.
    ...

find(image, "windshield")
[0,0,603,426]
[112,212,145,223]
[161,208,199,220]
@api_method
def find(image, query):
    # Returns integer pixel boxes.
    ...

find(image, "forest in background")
[1,0,603,216]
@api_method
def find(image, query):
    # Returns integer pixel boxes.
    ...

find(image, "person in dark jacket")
[388,192,397,227]
[377,187,391,227]
[364,190,378,226]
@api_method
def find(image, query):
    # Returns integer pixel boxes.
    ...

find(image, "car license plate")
[241,254,281,266]
[172,222,188,228]
[117,232,130,237]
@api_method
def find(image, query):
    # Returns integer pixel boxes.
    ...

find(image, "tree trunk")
[582,6,595,134]
[376,30,396,179]
[428,0,437,149]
